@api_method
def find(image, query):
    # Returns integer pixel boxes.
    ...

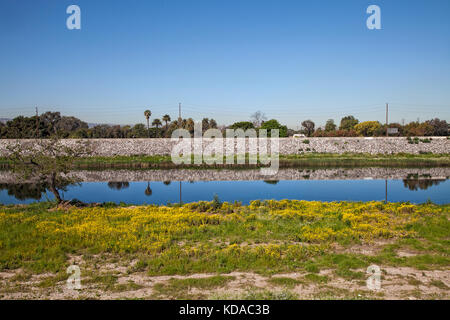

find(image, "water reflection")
[0,178,448,204]
[107,182,130,190]
[144,182,152,196]
[402,179,446,191]
[0,183,47,201]
[0,182,72,201]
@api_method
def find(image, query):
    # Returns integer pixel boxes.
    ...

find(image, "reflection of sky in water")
[0,179,449,205]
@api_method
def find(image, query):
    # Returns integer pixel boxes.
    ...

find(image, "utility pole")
[178,102,182,128]
[35,107,39,138]
[385,102,389,138]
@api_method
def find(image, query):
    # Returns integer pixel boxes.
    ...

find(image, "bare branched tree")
[250,111,267,128]
[6,138,92,204]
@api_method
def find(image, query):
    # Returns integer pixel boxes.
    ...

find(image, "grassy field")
[0,200,449,299]
[1,153,449,170]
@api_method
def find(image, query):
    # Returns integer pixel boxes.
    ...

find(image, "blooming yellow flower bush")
[32,206,235,252]
[0,200,448,274]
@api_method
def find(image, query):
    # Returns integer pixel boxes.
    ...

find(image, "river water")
[0,170,448,204]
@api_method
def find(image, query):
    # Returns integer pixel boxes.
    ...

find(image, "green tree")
[325,119,336,132]
[40,112,62,135]
[70,128,91,139]
[339,115,359,130]
[185,118,195,135]
[260,119,287,137]
[152,118,162,129]
[209,119,218,129]
[131,123,148,138]
[229,121,255,131]
[201,118,210,133]
[152,118,162,137]
[426,118,448,136]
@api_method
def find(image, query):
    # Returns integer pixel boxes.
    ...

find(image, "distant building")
[387,128,399,135]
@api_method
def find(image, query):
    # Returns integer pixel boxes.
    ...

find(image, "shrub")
[212,194,222,210]
[407,137,419,144]
[354,121,381,136]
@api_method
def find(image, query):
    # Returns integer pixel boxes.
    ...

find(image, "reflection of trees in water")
[6,138,92,204]
[0,182,71,201]
[107,182,130,190]
[402,179,446,191]
[145,182,152,196]
[0,183,46,200]
[3,178,445,202]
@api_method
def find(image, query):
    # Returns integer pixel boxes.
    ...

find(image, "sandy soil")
[0,255,448,300]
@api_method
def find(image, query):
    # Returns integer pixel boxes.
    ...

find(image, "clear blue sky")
[1,0,449,128]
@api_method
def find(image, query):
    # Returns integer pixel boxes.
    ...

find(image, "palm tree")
[162,114,171,129]
[152,118,162,129]
[152,118,162,137]
[144,109,151,138]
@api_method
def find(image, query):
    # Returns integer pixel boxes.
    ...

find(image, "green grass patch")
[304,273,329,283]
[152,275,235,299]
[268,277,303,288]
[210,288,298,300]
[1,152,449,169]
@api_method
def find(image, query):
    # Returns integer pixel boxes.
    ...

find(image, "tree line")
[229,114,448,137]
[0,111,218,139]
[308,116,449,137]
[0,111,448,139]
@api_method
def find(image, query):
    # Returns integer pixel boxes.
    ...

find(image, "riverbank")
[1,200,448,299]
[1,153,450,170]
[0,137,449,158]
[1,167,449,183]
